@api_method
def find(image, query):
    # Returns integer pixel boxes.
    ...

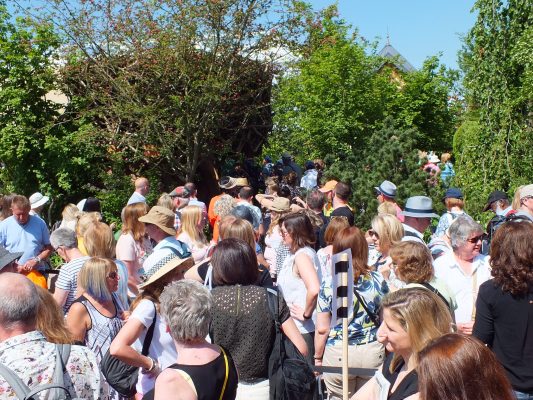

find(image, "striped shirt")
[55,256,90,314]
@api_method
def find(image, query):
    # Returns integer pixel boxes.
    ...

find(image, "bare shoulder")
[155,368,196,400]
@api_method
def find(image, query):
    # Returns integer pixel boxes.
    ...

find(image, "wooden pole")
[340,253,349,400]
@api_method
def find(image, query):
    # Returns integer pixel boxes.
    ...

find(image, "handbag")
[100,302,157,397]
[266,287,316,400]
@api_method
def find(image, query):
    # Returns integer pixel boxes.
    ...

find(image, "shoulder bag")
[100,301,157,397]
[266,287,316,400]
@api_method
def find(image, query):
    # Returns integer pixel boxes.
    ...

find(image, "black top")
[473,280,533,392]
[382,353,418,400]
[330,205,355,226]
[210,285,291,382]
[197,260,274,289]
[168,349,238,400]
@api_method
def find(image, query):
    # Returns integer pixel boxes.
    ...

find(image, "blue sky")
[306,1,477,70]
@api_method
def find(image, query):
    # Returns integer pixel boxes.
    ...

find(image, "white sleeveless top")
[277,246,321,334]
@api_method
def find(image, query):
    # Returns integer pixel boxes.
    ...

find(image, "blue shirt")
[127,192,146,205]
[0,215,50,266]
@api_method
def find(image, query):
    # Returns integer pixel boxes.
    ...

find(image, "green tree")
[324,118,440,228]
[457,0,533,220]
[267,7,459,164]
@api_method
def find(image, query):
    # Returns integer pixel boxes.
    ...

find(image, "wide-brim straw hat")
[219,176,238,189]
[234,177,249,187]
[267,197,291,213]
[138,255,194,289]
[138,206,176,236]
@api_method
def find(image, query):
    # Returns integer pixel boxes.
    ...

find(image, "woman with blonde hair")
[263,197,290,274]
[76,211,102,255]
[368,213,404,276]
[116,202,152,295]
[353,288,453,400]
[177,205,209,262]
[59,203,83,231]
[36,285,73,344]
[84,221,129,308]
[156,193,174,211]
[66,257,125,399]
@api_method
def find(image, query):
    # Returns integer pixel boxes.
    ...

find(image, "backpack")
[266,287,316,400]
[0,344,81,400]
[485,213,531,251]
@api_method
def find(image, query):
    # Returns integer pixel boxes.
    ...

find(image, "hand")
[378,258,393,280]
[289,303,306,322]
[457,321,474,335]
[20,259,38,273]
[142,357,161,378]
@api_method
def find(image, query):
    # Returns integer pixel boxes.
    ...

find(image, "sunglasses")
[107,271,119,280]
[368,229,379,238]
[466,235,483,244]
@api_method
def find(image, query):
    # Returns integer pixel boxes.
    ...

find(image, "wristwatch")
[33,256,41,263]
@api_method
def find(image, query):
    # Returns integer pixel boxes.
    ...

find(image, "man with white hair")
[0,273,103,398]
[127,177,150,205]
[50,228,90,314]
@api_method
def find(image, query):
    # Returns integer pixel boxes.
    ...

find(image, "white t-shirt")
[131,299,178,395]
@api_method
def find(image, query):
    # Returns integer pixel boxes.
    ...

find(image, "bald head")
[0,273,39,335]
[135,177,150,196]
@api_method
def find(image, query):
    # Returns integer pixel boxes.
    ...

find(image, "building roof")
[378,42,416,73]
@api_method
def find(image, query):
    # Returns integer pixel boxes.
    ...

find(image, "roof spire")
[386,27,390,46]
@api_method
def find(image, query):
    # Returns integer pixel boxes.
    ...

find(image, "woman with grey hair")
[153,280,238,400]
[433,215,491,335]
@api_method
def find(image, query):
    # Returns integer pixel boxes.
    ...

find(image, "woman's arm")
[280,317,308,356]
[313,312,331,365]
[109,317,153,370]
[65,302,90,343]
[293,252,320,319]
[53,288,69,309]
[154,369,196,400]
[122,259,140,296]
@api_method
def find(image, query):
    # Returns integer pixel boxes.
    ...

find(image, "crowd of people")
[0,153,532,400]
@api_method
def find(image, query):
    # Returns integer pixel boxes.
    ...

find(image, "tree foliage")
[456,0,533,220]
[22,0,310,183]
[266,7,459,164]
[0,3,99,207]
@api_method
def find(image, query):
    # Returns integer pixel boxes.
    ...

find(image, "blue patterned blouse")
[317,270,389,346]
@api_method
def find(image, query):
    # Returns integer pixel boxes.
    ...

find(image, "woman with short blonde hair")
[66,257,125,399]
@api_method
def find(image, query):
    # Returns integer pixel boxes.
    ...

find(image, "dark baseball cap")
[483,190,508,212]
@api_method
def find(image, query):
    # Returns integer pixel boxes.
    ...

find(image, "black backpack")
[485,213,532,252]
[266,287,316,400]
